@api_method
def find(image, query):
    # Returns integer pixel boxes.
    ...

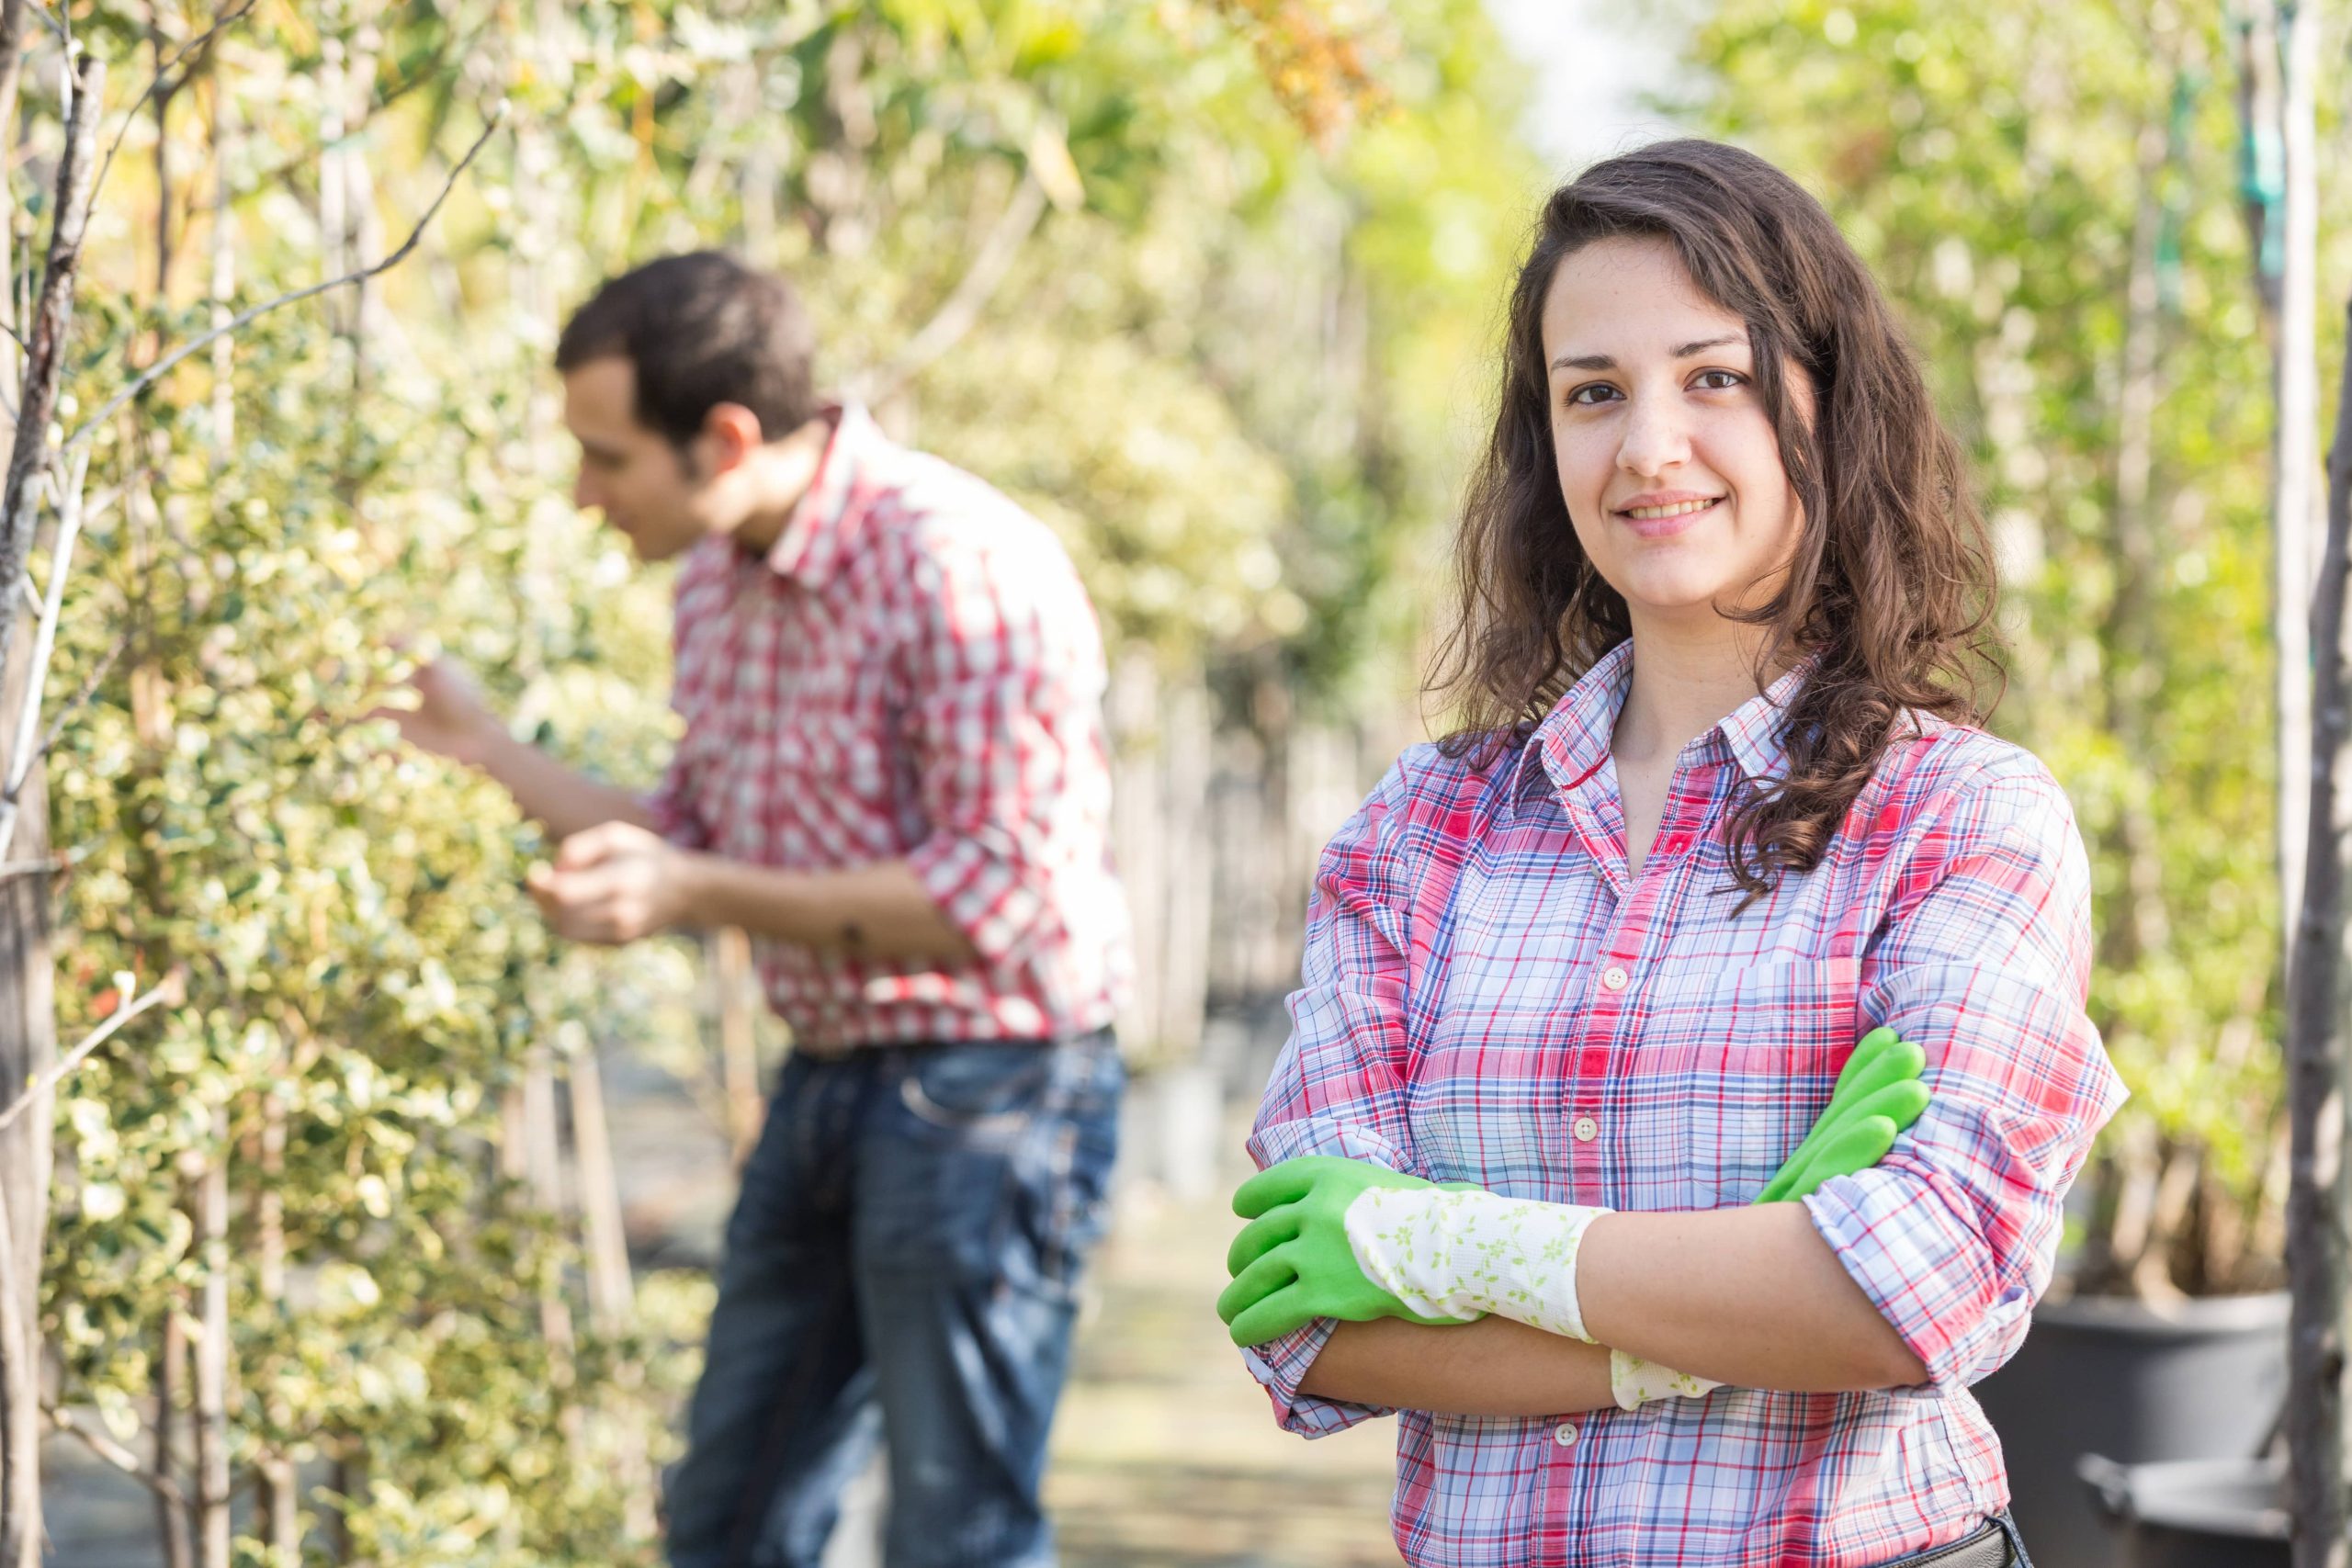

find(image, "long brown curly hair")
[1428,139,2003,901]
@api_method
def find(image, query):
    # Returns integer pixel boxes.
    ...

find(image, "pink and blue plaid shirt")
[647,405,1132,1051]
[1244,642,2126,1567]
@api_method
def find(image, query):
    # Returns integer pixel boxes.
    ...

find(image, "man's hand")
[364,656,506,767]
[526,821,696,944]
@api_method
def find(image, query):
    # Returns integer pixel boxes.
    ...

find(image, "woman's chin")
[1615,570,1745,622]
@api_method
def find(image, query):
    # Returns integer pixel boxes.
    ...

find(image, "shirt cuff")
[645,791,709,852]
[1802,1165,2031,1394]
[908,831,1049,967]
[1241,1316,1395,1436]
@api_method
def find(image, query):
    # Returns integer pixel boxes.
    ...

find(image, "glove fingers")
[1227,1283,1316,1348]
[1225,1204,1303,1278]
[1781,1031,1916,1201]
[1216,1243,1301,1327]
[1828,1025,1903,1101]
[1844,1079,1931,1135]
[1825,1032,1925,1117]
[1233,1156,1343,1218]
[1783,1114,1902,1199]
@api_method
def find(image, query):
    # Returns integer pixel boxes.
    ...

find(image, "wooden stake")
[715,927,763,1160]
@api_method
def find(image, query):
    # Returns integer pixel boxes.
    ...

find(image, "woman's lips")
[1615,496,1722,538]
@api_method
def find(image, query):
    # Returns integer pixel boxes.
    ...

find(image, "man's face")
[562,356,720,562]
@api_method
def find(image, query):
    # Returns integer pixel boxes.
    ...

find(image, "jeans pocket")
[898,1043,1055,1145]
[861,1038,1123,1297]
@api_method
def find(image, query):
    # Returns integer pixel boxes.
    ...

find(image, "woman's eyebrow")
[1548,333,1748,372]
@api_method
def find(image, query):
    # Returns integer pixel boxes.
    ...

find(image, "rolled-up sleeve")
[902,528,1113,972]
[1804,755,2128,1393]
[644,748,711,852]
[1243,755,1434,1435]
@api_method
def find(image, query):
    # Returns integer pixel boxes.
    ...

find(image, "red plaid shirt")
[647,405,1132,1050]
[1245,644,2127,1566]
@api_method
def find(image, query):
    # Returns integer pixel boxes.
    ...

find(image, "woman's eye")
[1566,384,1618,407]
[1694,369,1746,390]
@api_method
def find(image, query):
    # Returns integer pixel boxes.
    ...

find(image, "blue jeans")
[664,1032,1123,1568]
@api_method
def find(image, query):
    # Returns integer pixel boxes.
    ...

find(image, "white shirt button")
[1573,1115,1599,1143]
[1554,1421,1579,1447]
[1600,964,1629,991]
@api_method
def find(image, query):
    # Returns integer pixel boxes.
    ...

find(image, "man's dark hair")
[555,251,820,448]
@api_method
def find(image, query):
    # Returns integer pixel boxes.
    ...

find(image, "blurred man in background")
[368,251,1132,1568]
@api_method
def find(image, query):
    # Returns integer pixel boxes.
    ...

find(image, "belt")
[1880,1518,2013,1568]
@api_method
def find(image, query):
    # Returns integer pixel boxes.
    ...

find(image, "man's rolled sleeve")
[1804,761,2128,1393]
[1242,756,1432,1435]
[645,750,711,852]
[903,531,1111,971]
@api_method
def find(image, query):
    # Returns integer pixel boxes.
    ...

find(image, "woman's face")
[1541,234,1810,627]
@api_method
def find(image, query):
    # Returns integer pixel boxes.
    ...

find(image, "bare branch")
[0,965,186,1132]
[1,446,88,839]
[88,0,258,220]
[62,101,508,455]
[43,1405,189,1508]
[23,625,127,780]
[862,170,1048,403]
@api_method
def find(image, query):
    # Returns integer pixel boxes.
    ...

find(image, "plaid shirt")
[647,405,1132,1050]
[1244,642,2126,1567]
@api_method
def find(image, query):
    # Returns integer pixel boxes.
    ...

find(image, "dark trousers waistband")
[1878,1515,2029,1568]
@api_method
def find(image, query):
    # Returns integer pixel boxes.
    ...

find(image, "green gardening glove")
[1754,1025,1930,1204]
[1215,1156,1481,1347]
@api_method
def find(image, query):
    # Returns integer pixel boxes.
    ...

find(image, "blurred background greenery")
[18,1,2350,1562]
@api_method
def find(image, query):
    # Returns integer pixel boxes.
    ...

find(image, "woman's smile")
[1616,492,1725,538]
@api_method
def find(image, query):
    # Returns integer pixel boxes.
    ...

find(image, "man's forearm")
[682,854,979,962]
[477,731,659,840]
[1296,1317,1617,1416]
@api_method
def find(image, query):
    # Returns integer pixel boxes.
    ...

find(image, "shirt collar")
[1521,640,1634,800]
[1517,641,1816,798]
[760,402,882,587]
[1717,655,1815,782]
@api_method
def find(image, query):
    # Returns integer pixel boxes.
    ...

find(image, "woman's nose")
[1616,397,1692,477]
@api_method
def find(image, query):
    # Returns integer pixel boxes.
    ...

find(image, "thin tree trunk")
[254,1089,297,1556]
[209,64,233,453]
[2275,0,2321,993]
[0,53,101,664]
[155,1305,192,1568]
[0,0,32,436]
[2101,118,2172,979]
[0,55,100,1568]
[2284,287,2352,1568]
[191,1111,230,1568]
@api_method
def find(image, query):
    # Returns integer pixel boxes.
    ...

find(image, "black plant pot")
[1970,1292,2288,1568]
[2077,1455,2290,1568]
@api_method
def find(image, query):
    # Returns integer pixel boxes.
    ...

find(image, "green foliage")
[35,0,1537,1560]
[1681,0,2352,1290]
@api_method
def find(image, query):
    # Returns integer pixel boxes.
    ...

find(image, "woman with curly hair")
[1217,140,2124,1567]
